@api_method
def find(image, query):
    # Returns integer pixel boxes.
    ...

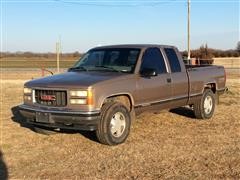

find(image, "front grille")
[35,89,67,107]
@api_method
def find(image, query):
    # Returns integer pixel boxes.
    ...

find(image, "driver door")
[135,47,172,107]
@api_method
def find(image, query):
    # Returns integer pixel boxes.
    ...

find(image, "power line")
[53,0,178,7]
[3,0,239,3]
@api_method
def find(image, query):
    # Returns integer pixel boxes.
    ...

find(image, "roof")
[91,44,176,50]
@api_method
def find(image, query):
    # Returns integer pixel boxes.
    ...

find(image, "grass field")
[213,57,240,69]
[0,67,240,179]
[1,57,239,69]
[0,57,76,68]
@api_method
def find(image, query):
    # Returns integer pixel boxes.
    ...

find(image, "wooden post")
[56,42,60,73]
[187,0,191,64]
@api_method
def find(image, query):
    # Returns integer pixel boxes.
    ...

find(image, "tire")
[32,126,58,135]
[96,102,131,145]
[194,89,216,119]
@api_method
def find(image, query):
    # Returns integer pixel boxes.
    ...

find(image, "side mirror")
[41,68,54,76]
[140,68,158,77]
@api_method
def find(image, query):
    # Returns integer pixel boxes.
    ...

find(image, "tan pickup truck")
[19,44,226,145]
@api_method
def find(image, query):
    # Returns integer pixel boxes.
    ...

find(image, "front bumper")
[18,104,100,131]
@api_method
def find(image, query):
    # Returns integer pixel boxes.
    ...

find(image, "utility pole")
[187,0,191,63]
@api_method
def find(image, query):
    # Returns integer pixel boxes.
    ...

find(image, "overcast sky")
[1,0,239,52]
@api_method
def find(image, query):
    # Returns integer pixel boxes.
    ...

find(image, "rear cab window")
[164,48,182,73]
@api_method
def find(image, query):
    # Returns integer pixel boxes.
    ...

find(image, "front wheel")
[194,89,216,119]
[96,102,131,145]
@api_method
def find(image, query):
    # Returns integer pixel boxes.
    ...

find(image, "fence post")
[41,66,44,77]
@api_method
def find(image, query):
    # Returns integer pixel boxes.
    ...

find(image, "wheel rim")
[204,95,213,114]
[110,112,126,138]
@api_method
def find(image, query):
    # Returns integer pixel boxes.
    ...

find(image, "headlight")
[70,90,93,105]
[24,95,32,101]
[24,87,32,94]
[70,99,87,105]
[23,87,32,103]
[70,90,87,97]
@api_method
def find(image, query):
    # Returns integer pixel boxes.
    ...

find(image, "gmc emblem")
[40,95,56,101]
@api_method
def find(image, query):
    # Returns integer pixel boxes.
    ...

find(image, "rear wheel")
[96,102,131,145]
[194,89,215,119]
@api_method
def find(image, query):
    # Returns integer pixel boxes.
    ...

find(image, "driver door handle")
[167,78,172,83]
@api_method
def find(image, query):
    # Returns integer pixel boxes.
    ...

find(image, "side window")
[140,48,167,74]
[164,48,181,72]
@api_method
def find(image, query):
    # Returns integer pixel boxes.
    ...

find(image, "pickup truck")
[19,44,226,145]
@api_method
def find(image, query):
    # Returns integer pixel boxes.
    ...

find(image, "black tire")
[96,102,131,145]
[32,126,58,135]
[194,89,216,119]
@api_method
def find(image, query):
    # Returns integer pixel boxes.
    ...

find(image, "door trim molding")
[134,93,202,108]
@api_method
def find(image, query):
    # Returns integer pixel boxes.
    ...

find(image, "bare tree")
[237,41,240,53]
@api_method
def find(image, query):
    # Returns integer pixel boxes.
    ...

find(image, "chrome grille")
[35,89,67,107]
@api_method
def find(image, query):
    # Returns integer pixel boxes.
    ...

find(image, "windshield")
[71,48,140,73]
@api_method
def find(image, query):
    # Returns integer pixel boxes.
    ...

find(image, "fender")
[99,92,135,109]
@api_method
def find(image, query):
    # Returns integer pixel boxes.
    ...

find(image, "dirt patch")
[0,70,240,179]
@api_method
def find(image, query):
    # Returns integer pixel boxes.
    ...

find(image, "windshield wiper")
[94,65,121,72]
[68,66,88,72]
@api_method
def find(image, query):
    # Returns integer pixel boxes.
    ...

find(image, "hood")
[25,71,126,88]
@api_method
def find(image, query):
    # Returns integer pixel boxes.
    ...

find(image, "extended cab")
[19,45,226,145]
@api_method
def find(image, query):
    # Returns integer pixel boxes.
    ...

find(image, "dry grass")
[0,56,77,69]
[0,69,240,179]
[213,57,240,69]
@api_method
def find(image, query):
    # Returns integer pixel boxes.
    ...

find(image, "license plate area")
[36,112,49,123]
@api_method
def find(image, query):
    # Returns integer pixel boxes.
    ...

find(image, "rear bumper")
[18,104,100,131]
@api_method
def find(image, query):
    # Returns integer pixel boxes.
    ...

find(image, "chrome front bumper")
[18,104,100,131]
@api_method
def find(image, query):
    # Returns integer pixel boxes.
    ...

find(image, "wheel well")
[204,83,216,93]
[102,95,132,111]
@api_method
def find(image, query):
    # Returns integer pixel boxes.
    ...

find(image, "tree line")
[1,42,240,59]
[182,42,240,59]
[0,51,83,59]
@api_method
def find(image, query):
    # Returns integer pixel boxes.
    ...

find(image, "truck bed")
[185,64,225,99]
[185,64,215,69]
